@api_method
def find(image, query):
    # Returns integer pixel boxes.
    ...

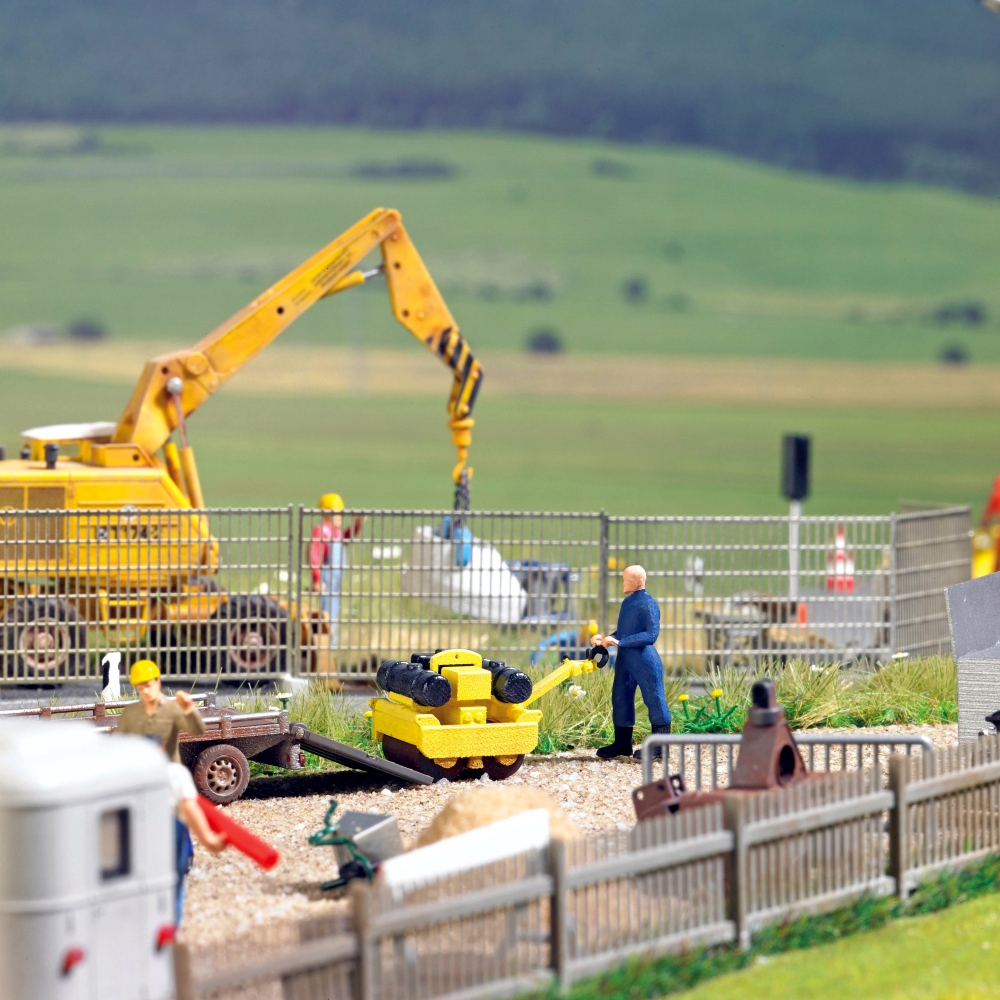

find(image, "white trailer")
[0,718,176,1000]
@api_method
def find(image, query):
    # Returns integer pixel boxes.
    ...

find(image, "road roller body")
[368,646,607,780]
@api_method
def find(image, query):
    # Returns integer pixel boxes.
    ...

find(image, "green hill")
[1,0,1000,190]
[1,125,998,361]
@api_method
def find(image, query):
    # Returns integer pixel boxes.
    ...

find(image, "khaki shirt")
[116,698,206,762]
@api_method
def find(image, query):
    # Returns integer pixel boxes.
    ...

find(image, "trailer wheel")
[193,744,250,804]
[483,754,525,780]
[1,598,86,679]
[382,735,467,781]
[209,596,287,674]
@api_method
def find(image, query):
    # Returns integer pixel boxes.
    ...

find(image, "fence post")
[288,503,301,676]
[723,795,749,949]
[351,879,377,1000]
[888,753,910,901]
[550,839,570,991]
[889,512,899,657]
[172,942,194,1000]
[598,510,609,638]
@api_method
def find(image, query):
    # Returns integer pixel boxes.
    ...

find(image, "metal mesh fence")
[296,509,602,679]
[0,505,969,684]
[607,515,897,667]
[0,507,293,683]
[893,507,971,657]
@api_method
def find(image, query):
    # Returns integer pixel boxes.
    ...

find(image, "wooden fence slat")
[743,792,894,845]
[907,760,1000,803]
[550,839,569,990]
[189,934,359,996]
[370,875,554,938]
[563,831,734,889]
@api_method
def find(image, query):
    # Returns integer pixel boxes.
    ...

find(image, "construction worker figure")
[161,752,227,924]
[310,494,363,646]
[593,565,671,760]
[115,659,206,762]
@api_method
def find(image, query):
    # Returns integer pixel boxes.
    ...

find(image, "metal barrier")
[0,504,969,683]
[296,508,602,679]
[892,507,971,657]
[0,507,295,683]
[639,731,937,788]
[608,512,967,667]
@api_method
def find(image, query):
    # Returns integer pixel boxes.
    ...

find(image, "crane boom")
[112,207,482,492]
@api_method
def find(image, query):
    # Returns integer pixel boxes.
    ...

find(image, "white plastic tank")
[0,718,175,1000]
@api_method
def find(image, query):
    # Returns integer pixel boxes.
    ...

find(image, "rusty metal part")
[730,678,808,790]
[632,678,812,823]
[632,773,686,822]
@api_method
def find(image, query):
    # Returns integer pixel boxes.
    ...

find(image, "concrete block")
[945,574,1000,659]
[332,811,403,867]
[946,575,1000,741]
[958,644,1000,742]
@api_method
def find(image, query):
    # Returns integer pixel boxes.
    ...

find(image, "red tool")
[196,795,280,870]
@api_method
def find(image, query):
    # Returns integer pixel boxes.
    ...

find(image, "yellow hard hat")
[319,493,345,511]
[129,659,161,686]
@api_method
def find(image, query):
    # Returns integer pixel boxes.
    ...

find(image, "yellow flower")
[711,689,723,699]
[677,693,689,702]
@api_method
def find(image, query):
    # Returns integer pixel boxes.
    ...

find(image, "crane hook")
[448,416,474,485]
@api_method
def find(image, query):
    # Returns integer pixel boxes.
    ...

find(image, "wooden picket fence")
[175,735,1000,1000]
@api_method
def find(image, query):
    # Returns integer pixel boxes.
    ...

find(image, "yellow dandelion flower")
[711,688,723,699]
[677,693,689,702]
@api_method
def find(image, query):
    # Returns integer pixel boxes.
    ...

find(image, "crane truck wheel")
[381,735,468,781]
[192,743,251,804]
[208,595,287,674]
[1,597,86,679]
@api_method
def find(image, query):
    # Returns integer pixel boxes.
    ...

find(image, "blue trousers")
[321,539,344,646]
[611,654,671,727]
[175,819,193,926]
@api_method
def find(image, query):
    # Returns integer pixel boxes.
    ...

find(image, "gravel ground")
[181,723,958,947]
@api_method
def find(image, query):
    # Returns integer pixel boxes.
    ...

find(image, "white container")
[0,719,175,1000]
[402,525,527,625]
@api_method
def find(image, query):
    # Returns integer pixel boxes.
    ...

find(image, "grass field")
[2,125,998,515]
[1,124,1000,361]
[680,892,1000,1000]
[1,367,996,513]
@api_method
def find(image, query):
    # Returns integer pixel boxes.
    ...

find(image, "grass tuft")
[227,655,957,774]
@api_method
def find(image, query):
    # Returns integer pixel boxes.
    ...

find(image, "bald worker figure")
[592,565,671,759]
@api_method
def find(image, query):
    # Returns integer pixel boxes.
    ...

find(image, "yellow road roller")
[367,646,607,780]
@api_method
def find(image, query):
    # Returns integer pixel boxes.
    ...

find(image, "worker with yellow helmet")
[114,659,206,762]
[309,493,363,647]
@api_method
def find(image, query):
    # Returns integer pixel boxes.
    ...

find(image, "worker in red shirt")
[310,493,362,645]
[982,474,1000,570]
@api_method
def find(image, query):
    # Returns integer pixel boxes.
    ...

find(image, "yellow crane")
[116,205,481,506]
[0,208,482,678]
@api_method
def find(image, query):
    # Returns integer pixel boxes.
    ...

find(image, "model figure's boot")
[634,722,671,760]
[596,726,634,759]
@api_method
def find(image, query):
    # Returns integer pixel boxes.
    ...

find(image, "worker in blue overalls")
[592,565,671,760]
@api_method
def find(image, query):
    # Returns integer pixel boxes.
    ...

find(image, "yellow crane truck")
[0,208,482,680]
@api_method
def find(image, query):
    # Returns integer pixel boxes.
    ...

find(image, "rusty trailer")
[0,693,430,803]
